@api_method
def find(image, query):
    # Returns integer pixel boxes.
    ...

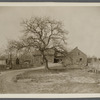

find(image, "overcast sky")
[0,6,100,57]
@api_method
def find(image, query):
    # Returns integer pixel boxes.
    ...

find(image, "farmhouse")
[63,47,87,68]
[32,47,88,68]
[69,47,87,65]
[9,47,87,68]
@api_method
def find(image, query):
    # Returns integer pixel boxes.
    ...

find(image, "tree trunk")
[44,58,49,70]
[41,51,50,70]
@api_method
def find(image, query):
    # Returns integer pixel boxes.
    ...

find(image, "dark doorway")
[16,58,20,65]
[54,58,59,63]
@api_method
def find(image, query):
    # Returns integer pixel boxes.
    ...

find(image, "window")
[80,58,82,61]
[78,52,80,55]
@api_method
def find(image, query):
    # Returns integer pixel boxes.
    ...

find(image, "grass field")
[14,64,100,93]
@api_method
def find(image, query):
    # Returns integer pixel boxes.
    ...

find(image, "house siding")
[33,55,54,66]
[33,55,43,66]
[33,49,55,66]
[46,55,54,63]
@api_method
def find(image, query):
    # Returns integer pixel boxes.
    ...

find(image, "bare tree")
[5,41,15,69]
[9,17,68,70]
[7,40,23,57]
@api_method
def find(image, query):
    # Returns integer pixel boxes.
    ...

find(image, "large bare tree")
[8,17,68,70]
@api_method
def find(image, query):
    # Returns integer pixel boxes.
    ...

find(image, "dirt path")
[0,66,45,93]
[0,63,61,93]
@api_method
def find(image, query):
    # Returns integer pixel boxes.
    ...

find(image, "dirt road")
[0,67,45,93]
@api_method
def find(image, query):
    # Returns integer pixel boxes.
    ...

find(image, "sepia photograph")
[0,3,100,97]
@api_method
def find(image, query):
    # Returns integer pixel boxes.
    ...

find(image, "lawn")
[14,64,100,93]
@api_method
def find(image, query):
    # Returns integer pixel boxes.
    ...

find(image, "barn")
[63,47,87,68]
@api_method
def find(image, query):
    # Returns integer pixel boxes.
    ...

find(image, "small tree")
[9,17,68,70]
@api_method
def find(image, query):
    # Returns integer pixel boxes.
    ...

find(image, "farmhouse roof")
[69,47,87,56]
[33,49,55,56]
